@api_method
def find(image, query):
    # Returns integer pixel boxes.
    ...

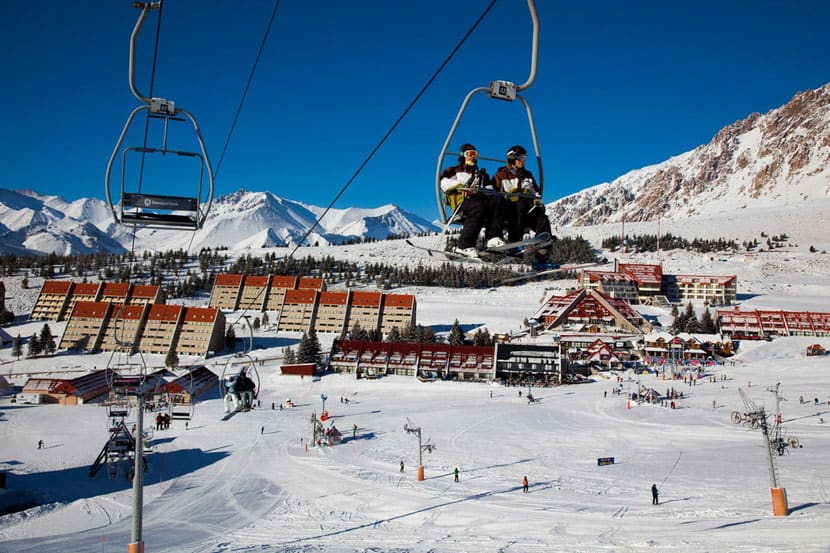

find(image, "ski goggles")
[462,150,478,160]
[509,153,527,162]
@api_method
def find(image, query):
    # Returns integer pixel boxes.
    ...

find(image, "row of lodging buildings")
[30,279,224,357]
[58,301,225,357]
[30,281,166,321]
[328,340,565,384]
[208,273,416,336]
[577,261,737,306]
[716,307,830,339]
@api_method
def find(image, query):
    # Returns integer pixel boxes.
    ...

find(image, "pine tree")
[12,334,23,360]
[449,319,465,345]
[349,322,367,341]
[699,307,717,334]
[683,303,700,333]
[252,317,261,330]
[39,324,56,356]
[27,334,42,358]
[262,312,270,327]
[283,346,296,365]
[298,330,321,364]
[387,326,401,343]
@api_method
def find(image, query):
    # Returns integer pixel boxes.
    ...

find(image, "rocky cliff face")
[547,83,830,227]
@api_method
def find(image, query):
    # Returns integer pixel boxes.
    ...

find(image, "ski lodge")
[20,370,113,405]
[576,261,737,306]
[716,307,830,339]
[533,289,653,334]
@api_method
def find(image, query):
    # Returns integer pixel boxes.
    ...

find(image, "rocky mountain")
[0,188,438,256]
[546,82,830,227]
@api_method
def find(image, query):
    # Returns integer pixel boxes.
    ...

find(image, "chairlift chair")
[219,353,260,413]
[105,2,214,231]
[435,0,543,224]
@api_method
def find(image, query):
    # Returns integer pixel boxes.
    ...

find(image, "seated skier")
[491,145,556,270]
[440,143,505,259]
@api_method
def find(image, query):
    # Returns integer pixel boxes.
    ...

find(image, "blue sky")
[2,1,829,223]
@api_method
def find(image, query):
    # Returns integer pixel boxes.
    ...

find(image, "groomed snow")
[1,220,830,552]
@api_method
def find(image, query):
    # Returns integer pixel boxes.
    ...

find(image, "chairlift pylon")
[105,1,214,231]
[435,0,543,224]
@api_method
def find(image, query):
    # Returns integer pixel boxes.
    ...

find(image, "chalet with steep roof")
[533,289,652,334]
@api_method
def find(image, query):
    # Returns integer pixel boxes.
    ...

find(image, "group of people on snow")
[155,412,171,430]
[440,143,555,270]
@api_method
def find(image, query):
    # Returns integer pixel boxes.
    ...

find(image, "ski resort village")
[3,1,830,551]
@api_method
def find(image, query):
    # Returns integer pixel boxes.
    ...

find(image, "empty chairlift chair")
[105,2,214,231]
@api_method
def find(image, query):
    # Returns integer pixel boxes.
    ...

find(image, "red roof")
[618,263,663,285]
[101,282,130,297]
[384,294,415,308]
[244,275,269,287]
[73,282,101,296]
[71,301,111,319]
[183,307,221,323]
[131,284,160,298]
[215,274,243,286]
[270,275,297,289]
[284,288,317,304]
[351,291,382,307]
[146,304,184,321]
[319,291,349,305]
[40,280,73,294]
[109,303,146,320]
[298,277,324,290]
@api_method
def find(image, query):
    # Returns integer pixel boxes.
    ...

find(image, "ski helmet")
[506,145,527,161]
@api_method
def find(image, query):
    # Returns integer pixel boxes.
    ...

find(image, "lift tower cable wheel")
[105,1,215,231]
[435,0,543,224]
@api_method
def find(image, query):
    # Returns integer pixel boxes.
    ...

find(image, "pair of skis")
[406,233,553,265]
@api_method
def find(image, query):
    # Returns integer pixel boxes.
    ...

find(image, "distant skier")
[652,484,659,505]
[454,467,459,482]
[37,439,43,449]
[400,460,405,473]
[522,475,529,493]
[261,425,264,435]
[352,423,358,440]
